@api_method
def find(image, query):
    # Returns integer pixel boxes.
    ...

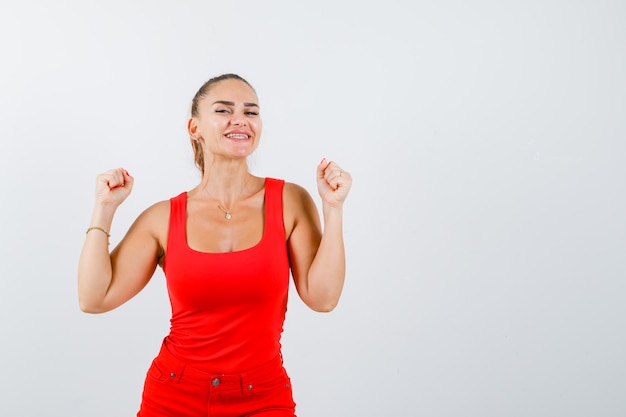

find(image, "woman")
[78,73,352,417]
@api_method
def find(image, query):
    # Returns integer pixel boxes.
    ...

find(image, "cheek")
[202,119,225,137]
[254,120,263,135]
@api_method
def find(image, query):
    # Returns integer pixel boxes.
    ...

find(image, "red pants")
[137,342,296,417]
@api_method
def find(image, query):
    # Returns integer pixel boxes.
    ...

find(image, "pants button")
[212,378,221,387]
[248,384,253,390]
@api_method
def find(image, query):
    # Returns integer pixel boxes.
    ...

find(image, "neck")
[200,175,255,211]
[201,157,251,198]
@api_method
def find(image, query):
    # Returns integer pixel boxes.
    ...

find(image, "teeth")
[226,133,249,139]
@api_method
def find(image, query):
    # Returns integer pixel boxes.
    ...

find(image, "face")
[189,79,262,160]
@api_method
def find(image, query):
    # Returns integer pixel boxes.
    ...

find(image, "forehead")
[205,79,258,104]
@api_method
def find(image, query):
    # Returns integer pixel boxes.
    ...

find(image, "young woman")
[78,73,352,416]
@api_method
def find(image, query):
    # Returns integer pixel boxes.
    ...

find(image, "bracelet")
[86,226,111,238]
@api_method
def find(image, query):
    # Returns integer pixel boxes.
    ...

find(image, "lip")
[224,129,252,140]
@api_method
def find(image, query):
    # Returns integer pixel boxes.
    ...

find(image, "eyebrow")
[212,100,259,108]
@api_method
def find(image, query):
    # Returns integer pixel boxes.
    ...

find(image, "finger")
[317,157,331,179]
[122,169,134,190]
[322,162,343,188]
[330,166,344,182]
[333,171,352,193]
[100,168,126,190]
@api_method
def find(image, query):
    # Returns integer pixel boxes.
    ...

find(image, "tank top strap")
[167,192,187,254]
[263,178,286,242]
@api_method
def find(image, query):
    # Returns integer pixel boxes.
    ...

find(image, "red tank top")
[162,178,290,372]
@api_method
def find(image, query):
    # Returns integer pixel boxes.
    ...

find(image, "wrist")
[89,205,116,230]
[85,226,111,244]
[322,203,343,220]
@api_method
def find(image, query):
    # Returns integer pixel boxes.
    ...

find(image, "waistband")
[154,339,286,389]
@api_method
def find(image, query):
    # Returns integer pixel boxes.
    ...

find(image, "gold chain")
[203,176,252,220]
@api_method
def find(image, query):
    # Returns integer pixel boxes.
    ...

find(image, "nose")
[230,115,248,127]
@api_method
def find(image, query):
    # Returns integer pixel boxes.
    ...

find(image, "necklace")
[217,204,232,220]
[203,176,252,220]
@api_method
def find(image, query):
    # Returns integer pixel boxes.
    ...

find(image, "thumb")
[317,157,330,179]
[122,169,134,189]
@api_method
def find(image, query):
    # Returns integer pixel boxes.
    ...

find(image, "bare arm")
[77,168,163,313]
[287,159,352,312]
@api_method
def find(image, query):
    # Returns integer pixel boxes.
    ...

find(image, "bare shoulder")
[134,199,170,227]
[282,182,319,215]
[283,181,313,205]
[282,182,320,238]
[125,199,171,252]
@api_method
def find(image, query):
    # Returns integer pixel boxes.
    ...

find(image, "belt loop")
[240,375,247,397]
[175,364,186,383]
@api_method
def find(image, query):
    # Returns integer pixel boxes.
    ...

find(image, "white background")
[1,1,625,416]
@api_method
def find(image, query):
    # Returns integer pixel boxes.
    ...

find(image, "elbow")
[307,299,339,313]
[301,286,343,313]
[79,303,99,314]
[312,305,336,313]
[80,306,106,314]
[78,298,107,314]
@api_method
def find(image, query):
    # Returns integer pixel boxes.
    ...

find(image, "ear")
[187,117,198,138]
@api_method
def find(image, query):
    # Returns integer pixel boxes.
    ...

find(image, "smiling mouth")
[225,133,250,139]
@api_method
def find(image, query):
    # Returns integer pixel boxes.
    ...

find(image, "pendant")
[217,204,232,220]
